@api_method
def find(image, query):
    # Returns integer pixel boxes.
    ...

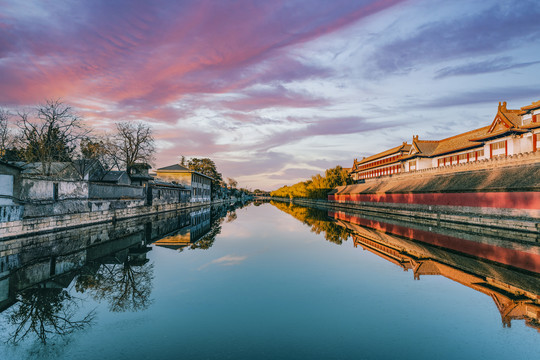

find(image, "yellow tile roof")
[519,100,540,114]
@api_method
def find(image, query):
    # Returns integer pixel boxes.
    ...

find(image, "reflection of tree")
[270,201,351,245]
[76,261,154,312]
[4,286,94,345]
[188,216,224,250]
[226,211,237,222]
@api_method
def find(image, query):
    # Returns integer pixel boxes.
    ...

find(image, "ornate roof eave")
[469,129,527,142]
[519,100,540,114]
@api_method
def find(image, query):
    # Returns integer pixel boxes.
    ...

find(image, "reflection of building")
[330,210,540,332]
[350,100,540,180]
[153,207,212,250]
[155,164,212,202]
[0,206,218,312]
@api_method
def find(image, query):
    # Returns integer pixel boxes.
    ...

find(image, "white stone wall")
[20,178,89,201]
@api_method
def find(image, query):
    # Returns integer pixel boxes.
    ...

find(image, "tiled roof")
[519,100,540,114]
[101,171,127,182]
[521,122,540,130]
[470,127,528,141]
[20,162,74,175]
[357,143,411,165]
[157,164,190,171]
[156,163,214,180]
[403,127,489,159]
[413,140,439,156]
[424,126,490,157]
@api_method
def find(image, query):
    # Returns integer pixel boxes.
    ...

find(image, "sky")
[1,0,539,190]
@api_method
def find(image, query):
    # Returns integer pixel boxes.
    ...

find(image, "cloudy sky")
[1,0,539,189]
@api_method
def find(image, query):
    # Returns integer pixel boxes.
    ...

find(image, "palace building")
[350,100,540,181]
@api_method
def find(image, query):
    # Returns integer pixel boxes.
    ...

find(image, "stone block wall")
[88,182,144,199]
[0,206,23,222]
[0,200,211,240]
[150,185,190,206]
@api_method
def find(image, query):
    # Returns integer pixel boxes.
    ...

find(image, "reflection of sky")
[2,204,538,359]
[2,0,540,189]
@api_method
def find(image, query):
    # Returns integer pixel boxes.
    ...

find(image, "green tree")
[325,165,352,188]
[186,157,224,198]
[270,165,352,199]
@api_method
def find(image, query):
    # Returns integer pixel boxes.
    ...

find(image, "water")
[0,201,538,359]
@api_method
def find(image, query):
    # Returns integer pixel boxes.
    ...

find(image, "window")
[492,141,506,150]
[53,183,59,201]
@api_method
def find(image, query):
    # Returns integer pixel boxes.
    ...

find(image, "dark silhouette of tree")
[76,260,154,312]
[107,121,155,174]
[4,286,95,345]
[16,99,88,175]
[0,108,11,160]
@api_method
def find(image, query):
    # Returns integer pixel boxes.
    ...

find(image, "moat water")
[0,201,539,359]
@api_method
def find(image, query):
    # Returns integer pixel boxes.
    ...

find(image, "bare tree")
[4,287,95,345]
[108,121,155,173]
[76,260,154,312]
[0,108,10,159]
[16,99,88,175]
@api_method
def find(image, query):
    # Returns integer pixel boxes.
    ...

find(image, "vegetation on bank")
[270,201,351,245]
[270,165,352,199]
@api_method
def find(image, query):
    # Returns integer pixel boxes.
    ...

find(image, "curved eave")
[469,129,527,142]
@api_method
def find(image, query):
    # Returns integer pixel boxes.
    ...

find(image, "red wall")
[330,211,540,273]
[329,192,540,210]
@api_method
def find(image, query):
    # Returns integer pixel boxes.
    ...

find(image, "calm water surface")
[0,202,539,359]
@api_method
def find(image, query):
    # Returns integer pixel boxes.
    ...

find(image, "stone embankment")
[0,200,232,240]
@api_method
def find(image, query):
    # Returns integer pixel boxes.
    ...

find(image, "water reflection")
[5,286,95,345]
[270,200,351,245]
[0,201,247,345]
[269,201,540,332]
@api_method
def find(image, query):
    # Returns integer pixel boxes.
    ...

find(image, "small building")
[155,164,212,202]
[128,163,154,186]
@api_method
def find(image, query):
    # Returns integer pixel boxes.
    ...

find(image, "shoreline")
[0,199,234,241]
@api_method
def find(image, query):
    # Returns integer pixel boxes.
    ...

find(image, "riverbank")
[261,196,539,243]
[0,199,235,240]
